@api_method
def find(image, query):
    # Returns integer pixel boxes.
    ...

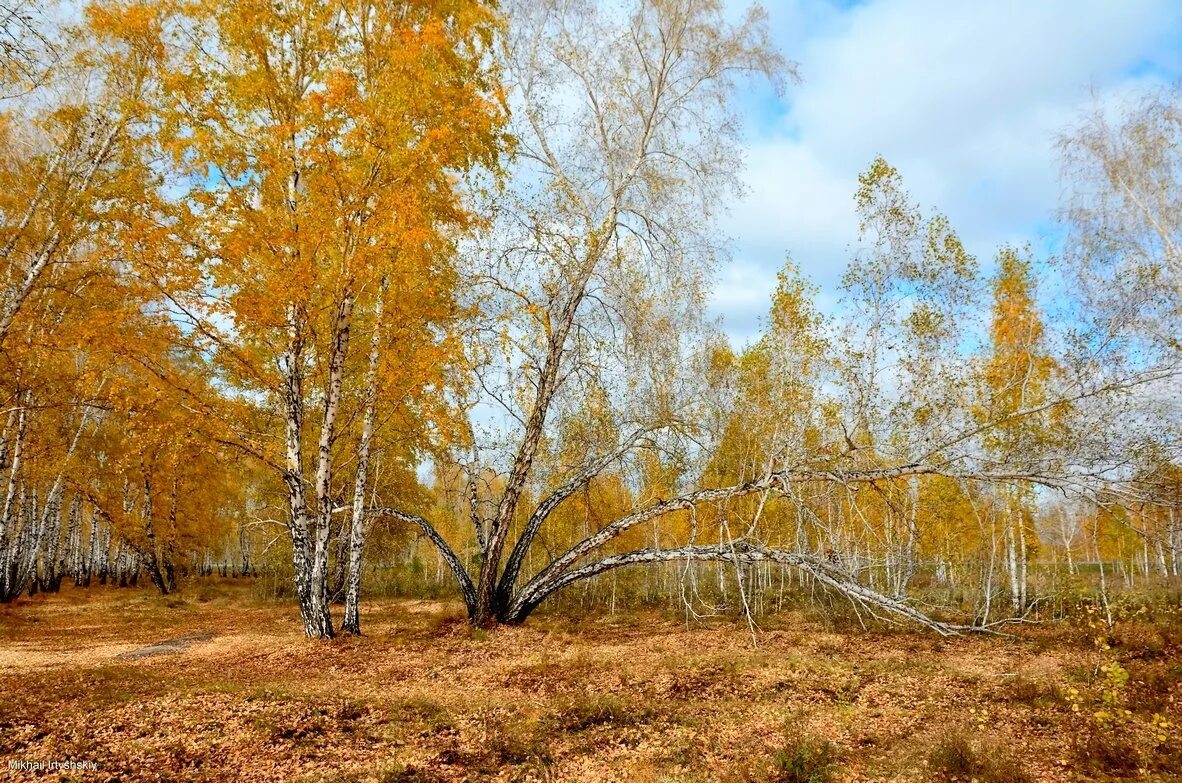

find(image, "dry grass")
[926,733,1032,783]
[0,581,1179,782]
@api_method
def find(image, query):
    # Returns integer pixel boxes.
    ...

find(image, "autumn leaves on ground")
[1,582,1180,783]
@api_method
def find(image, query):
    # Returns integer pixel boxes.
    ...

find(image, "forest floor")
[0,581,1180,783]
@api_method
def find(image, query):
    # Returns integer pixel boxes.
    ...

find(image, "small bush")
[769,733,840,783]
[927,733,1031,783]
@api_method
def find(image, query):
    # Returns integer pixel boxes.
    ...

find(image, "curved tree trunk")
[500,543,967,636]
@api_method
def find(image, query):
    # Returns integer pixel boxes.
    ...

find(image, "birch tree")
[359,0,789,627]
[1060,85,1182,354]
[156,0,505,637]
[981,248,1054,616]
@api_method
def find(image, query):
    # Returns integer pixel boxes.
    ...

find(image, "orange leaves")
[116,0,509,549]
[84,1,163,47]
[982,246,1057,450]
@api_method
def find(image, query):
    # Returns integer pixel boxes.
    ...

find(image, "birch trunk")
[142,476,169,595]
[0,404,26,577]
[85,508,101,586]
[280,304,327,638]
[0,406,26,601]
[343,286,384,635]
[1006,504,1022,616]
[37,491,64,592]
[1018,512,1028,613]
[1171,507,1180,577]
[307,294,354,637]
[65,495,82,587]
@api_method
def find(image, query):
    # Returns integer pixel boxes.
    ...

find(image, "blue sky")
[711,0,1182,345]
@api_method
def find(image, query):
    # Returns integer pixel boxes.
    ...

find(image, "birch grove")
[0,0,1177,640]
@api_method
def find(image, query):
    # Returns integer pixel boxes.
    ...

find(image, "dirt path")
[113,631,216,660]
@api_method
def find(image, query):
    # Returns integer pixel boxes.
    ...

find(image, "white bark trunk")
[343,286,384,635]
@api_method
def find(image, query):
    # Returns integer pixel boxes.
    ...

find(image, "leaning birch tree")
[365,0,1181,630]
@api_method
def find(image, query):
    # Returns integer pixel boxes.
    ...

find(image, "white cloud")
[711,0,1182,344]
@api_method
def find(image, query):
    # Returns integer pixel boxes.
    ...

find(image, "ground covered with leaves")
[0,581,1179,782]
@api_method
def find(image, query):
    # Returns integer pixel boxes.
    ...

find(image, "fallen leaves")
[0,583,1179,782]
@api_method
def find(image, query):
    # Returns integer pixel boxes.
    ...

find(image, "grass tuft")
[552,693,656,732]
[927,733,1032,783]
[769,732,840,783]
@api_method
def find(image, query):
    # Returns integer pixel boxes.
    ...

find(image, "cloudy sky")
[711,0,1182,345]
